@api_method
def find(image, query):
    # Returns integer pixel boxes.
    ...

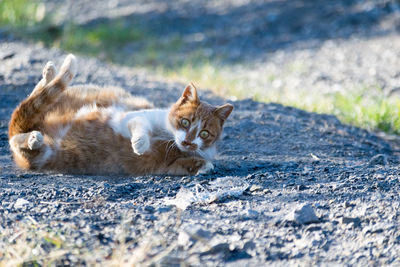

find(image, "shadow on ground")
[17,0,400,68]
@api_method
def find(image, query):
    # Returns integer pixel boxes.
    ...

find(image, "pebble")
[144,205,155,213]
[200,243,230,256]
[263,189,272,194]
[286,204,319,225]
[340,217,361,227]
[344,201,355,208]
[157,206,172,213]
[14,198,29,209]
[249,184,263,192]
[178,224,212,246]
[368,154,388,166]
[297,184,308,191]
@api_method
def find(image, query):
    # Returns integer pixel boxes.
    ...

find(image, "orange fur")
[169,84,233,151]
[8,56,233,175]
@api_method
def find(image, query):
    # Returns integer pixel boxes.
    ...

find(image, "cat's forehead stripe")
[176,105,197,117]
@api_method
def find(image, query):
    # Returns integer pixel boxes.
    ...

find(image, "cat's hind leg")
[10,131,43,150]
[31,54,76,97]
[58,54,77,84]
[9,54,77,138]
[9,131,52,169]
[30,61,57,97]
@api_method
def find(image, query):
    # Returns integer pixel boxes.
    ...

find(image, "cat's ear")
[214,103,233,122]
[180,83,199,104]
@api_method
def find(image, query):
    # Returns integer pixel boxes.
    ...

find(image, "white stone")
[14,198,30,209]
[286,203,319,225]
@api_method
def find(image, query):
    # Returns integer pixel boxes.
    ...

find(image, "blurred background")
[1,0,400,133]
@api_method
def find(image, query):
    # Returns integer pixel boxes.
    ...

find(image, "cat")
[8,54,233,175]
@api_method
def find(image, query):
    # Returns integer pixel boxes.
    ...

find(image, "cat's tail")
[8,54,77,138]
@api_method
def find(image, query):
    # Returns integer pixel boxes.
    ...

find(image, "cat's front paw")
[131,135,150,155]
[196,161,214,175]
[186,157,206,175]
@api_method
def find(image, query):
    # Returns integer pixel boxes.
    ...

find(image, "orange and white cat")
[8,54,233,175]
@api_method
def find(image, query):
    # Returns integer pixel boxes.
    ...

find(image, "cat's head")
[168,83,233,159]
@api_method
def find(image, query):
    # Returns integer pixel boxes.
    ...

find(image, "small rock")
[178,224,212,246]
[249,184,263,192]
[144,205,155,213]
[144,215,157,221]
[243,240,257,257]
[310,153,320,161]
[200,243,230,256]
[368,154,388,166]
[315,203,330,210]
[344,201,355,208]
[340,217,361,227]
[297,184,308,191]
[14,198,29,209]
[286,203,319,224]
[125,184,133,190]
[1,51,16,60]
[178,232,190,246]
[263,189,272,194]
[28,58,43,64]
[244,240,256,252]
[302,167,312,175]
[271,206,280,212]
[122,203,134,209]
[247,209,259,218]
[157,206,172,213]
[306,225,322,232]
[377,181,390,191]
[374,173,385,180]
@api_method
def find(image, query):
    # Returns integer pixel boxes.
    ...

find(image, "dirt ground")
[2,0,400,266]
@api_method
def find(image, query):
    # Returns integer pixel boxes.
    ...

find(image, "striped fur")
[8,55,233,175]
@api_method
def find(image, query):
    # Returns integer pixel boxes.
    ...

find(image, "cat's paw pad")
[59,54,77,83]
[131,136,150,155]
[28,131,43,150]
[196,161,214,175]
[43,61,56,82]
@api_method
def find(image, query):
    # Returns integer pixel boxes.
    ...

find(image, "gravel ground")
[2,0,400,266]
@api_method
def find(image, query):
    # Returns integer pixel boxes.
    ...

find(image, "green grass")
[332,89,400,134]
[1,0,400,134]
[0,0,44,27]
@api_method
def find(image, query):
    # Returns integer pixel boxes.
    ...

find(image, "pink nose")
[181,141,198,150]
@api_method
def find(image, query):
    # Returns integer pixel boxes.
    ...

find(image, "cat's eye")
[199,130,209,139]
[181,118,190,128]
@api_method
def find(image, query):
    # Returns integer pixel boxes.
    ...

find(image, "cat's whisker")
[165,143,173,160]
[165,140,177,160]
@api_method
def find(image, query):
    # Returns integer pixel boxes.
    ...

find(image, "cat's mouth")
[175,140,201,154]
[177,143,198,152]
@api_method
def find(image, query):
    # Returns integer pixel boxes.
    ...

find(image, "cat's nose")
[181,141,198,150]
